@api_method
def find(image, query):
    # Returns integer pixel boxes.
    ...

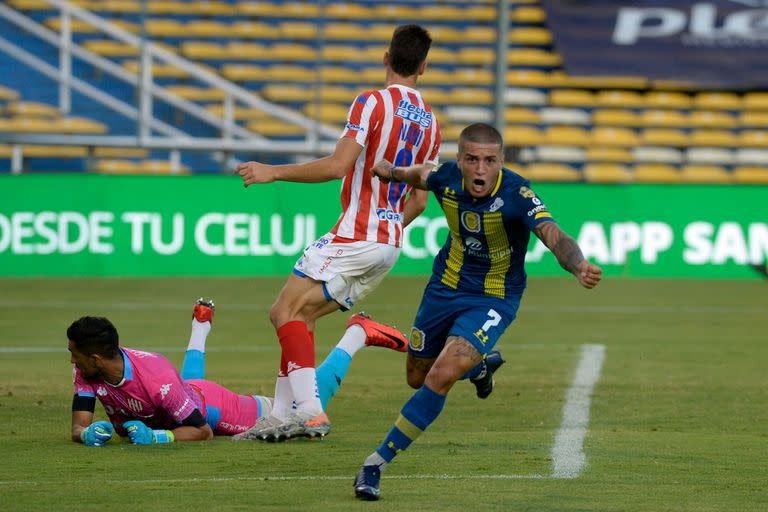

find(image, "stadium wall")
[0,175,765,278]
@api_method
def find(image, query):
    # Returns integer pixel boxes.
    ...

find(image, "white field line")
[0,473,546,486]
[550,344,606,479]
[0,300,763,315]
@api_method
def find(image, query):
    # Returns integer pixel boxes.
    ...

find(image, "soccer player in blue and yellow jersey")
[353,123,603,500]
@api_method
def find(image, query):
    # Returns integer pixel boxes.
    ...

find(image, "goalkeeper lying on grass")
[69,299,407,446]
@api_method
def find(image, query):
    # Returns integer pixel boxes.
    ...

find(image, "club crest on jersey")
[519,186,536,199]
[461,211,482,233]
[395,100,432,128]
[489,197,504,212]
[409,327,425,351]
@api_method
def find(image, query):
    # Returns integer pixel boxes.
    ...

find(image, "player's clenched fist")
[576,260,603,289]
[236,161,275,187]
[80,420,114,447]
[370,160,395,183]
[124,420,175,444]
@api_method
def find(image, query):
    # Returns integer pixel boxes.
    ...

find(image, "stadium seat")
[555,76,647,90]
[228,42,275,60]
[3,101,59,118]
[122,61,190,78]
[83,40,139,57]
[539,108,590,125]
[511,6,547,23]
[738,112,768,127]
[269,43,318,61]
[644,91,693,109]
[507,70,555,87]
[56,117,108,134]
[425,26,464,43]
[631,146,684,164]
[262,65,317,82]
[596,90,646,108]
[324,23,370,41]
[0,85,19,103]
[633,163,682,183]
[592,126,640,147]
[584,163,633,183]
[463,27,497,43]
[732,166,768,184]
[549,89,597,108]
[742,92,768,110]
[504,125,542,146]
[507,49,561,67]
[640,110,689,128]
[95,158,140,173]
[180,42,231,60]
[278,22,318,39]
[505,88,547,106]
[145,19,184,37]
[93,147,149,158]
[593,109,641,127]
[739,130,768,147]
[641,128,690,146]
[735,148,768,165]
[419,87,454,105]
[544,125,590,145]
[504,107,540,123]
[509,27,553,45]
[245,119,306,137]
[372,4,419,19]
[463,5,497,21]
[440,124,464,142]
[418,4,466,21]
[685,148,735,165]
[586,146,632,163]
[535,145,586,163]
[688,111,737,129]
[303,103,348,124]
[453,69,495,87]
[694,92,742,110]
[164,86,226,101]
[680,164,732,183]
[525,163,581,182]
[456,47,496,66]
[138,159,189,174]
[689,130,737,147]
[186,20,233,38]
[0,145,88,158]
[450,87,494,105]
[205,104,270,121]
[445,106,493,124]
[231,22,281,39]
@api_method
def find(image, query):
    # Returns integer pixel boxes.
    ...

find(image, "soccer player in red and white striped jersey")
[235,24,440,441]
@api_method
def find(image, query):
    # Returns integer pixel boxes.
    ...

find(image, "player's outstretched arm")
[236,137,363,187]
[125,419,213,444]
[370,160,435,190]
[533,221,602,289]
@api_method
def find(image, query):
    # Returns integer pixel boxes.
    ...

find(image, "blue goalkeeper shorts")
[407,281,520,359]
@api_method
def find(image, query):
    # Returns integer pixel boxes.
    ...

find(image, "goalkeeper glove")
[124,420,175,445]
[80,420,114,447]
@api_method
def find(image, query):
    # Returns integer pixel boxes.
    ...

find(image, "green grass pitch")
[0,276,766,511]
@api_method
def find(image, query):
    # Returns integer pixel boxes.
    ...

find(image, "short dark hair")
[459,123,504,153]
[388,24,432,77]
[67,316,120,358]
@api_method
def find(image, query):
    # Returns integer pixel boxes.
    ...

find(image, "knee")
[269,300,287,329]
[406,370,425,389]
[424,365,461,395]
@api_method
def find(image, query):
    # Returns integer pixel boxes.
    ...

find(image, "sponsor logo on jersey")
[131,350,155,358]
[346,122,365,132]
[474,328,489,345]
[519,186,536,199]
[443,186,456,197]
[174,398,190,418]
[461,211,482,233]
[489,197,504,212]
[409,327,425,351]
[376,208,404,222]
[97,386,108,397]
[395,100,433,128]
[527,204,548,217]
[160,383,171,399]
[127,398,144,413]
[465,237,483,250]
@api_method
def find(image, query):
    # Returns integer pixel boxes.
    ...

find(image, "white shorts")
[293,233,400,310]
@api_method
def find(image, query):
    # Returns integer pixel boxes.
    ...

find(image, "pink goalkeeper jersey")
[332,84,441,247]
[73,347,264,436]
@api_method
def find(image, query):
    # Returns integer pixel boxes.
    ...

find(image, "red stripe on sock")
[277,321,315,373]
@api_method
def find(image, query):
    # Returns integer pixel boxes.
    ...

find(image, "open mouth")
[471,178,486,194]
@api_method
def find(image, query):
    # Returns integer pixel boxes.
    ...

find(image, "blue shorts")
[408,281,521,359]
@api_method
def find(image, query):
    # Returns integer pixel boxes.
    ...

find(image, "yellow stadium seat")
[462,27,497,43]
[138,159,189,174]
[367,25,401,42]
[694,92,742,110]
[83,40,138,57]
[452,68,494,86]
[632,146,684,164]
[740,130,768,147]
[427,26,464,43]
[549,89,597,108]
[644,91,693,109]
[191,2,237,15]
[419,5,465,21]
[186,20,233,38]
[419,88,454,105]
[303,103,348,124]
[508,49,561,67]
[424,46,456,64]
[544,126,590,145]
[592,127,640,146]
[512,6,546,23]
[269,43,318,61]
[278,22,318,39]
[509,27,552,45]
[324,23,370,41]
[145,19,184,37]
[633,164,682,183]
[732,166,768,184]
[9,0,54,8]
[504,125,543,146]
[95,159,140,173]
[0,85,20,102]
[450,87,494,105]
[596,90,646,108]
[5,118,56,133]
[56,117,108,134]
[507,70,555,87]
[680,165,732,183]
[205,104,270,120]
[98,1,141,14]
[438,124,462,141]
[123,61,189,78]
[641,128,690,146]
[640,109,689,128]
[743,92,768,110]
[584,163,633,183]
[228,42,273,60]
[93,147,149,158]
[457,48,495,65]
[260,85,311,103]
[689,130,737,147]
[238,2,318,18]
[181,42,230,60]
[372,4,419,19]
[539,107,590,125]
[689,111,737,129]
[738,112,768,127]
[464,6,497,21]
[17,145,88,158]
[505,107,540,123]
[147,1,188,14]
[246,119,306,137]
[4,101,59,118]
[592,109,641,126]
[525,163,582,182]
[555,76,647,89]
[220,64,262,81]
[164,86,226,101]
[263,65,317,82]
[45,17,103,34]
[231,22,281,39]
[321,45,364,62]
[586,146,632,163]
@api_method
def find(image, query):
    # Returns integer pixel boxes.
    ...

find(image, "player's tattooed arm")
[534,221,603,289]
[370,160,435,190]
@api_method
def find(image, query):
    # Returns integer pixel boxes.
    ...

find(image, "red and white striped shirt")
[331,84,441,247]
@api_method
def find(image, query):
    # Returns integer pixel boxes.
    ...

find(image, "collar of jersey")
[461,170,503,198]
[108,348,133,387]
[388,83,419,95]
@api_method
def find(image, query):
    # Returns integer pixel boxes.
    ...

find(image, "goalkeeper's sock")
[375,384,446,463]
[316,348,352,409]
[336,324,366,357]
[181,319,211,380]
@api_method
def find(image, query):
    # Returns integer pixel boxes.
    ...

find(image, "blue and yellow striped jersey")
[426,161,555,299]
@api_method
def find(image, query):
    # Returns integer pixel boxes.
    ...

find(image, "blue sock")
[316,348,352,409]
[376,385,446,463]
[459,360,485,381]
[181,349,205,380]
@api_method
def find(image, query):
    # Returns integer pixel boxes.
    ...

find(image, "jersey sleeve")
[425,117,441,166]
[425,161,454,196]
[340,92,381,147]
[73,366,95,397]
[512,182,556,231]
